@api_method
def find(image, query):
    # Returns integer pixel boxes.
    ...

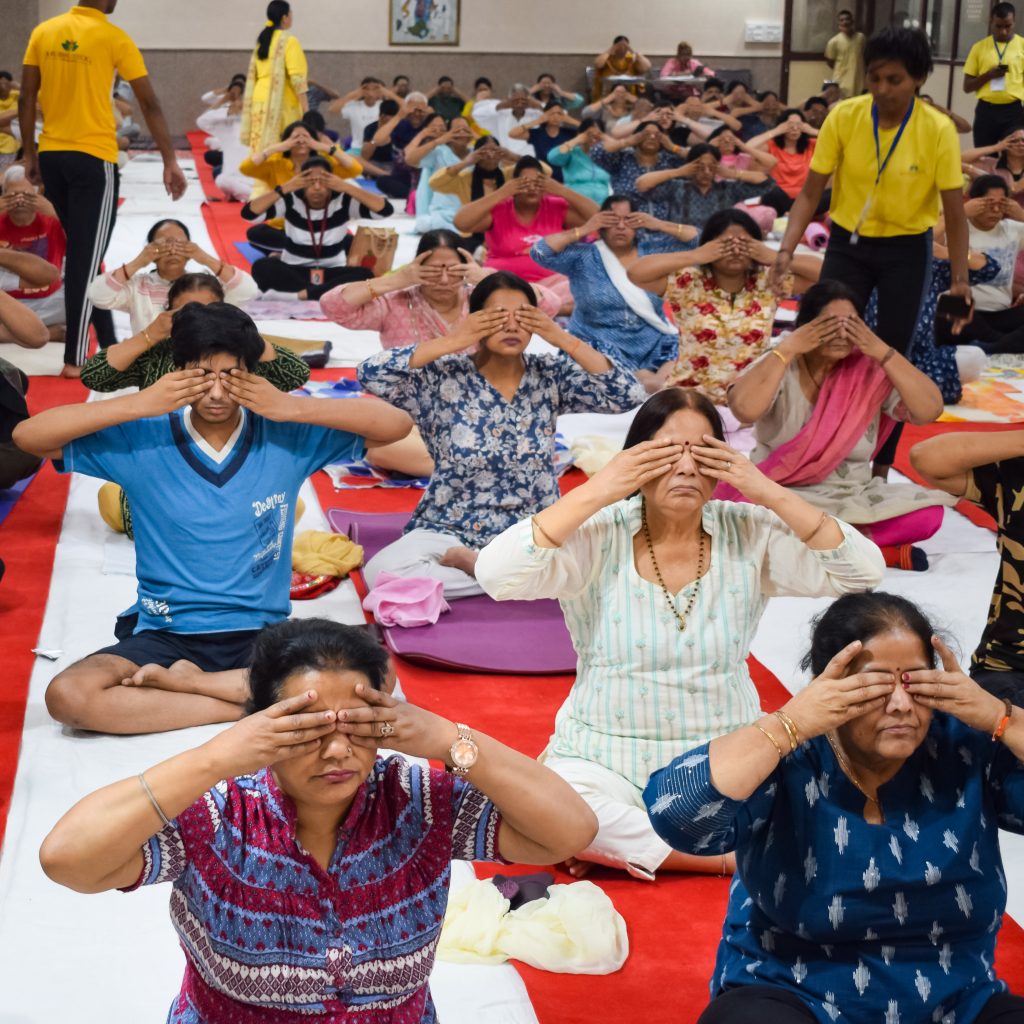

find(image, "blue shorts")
[93,613,260,672]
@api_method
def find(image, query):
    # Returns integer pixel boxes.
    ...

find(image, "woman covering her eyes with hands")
[646,591,1024,1024]
[725,279,954,571]
[40,617,597,1024]
[357,270,645,599]
[475,388,884,882]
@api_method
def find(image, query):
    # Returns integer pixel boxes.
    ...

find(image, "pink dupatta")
[716,349,896,502]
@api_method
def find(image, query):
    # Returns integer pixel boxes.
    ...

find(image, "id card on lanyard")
[850,98,914,245]
[991,36,1010,92]
[306,208,327,285]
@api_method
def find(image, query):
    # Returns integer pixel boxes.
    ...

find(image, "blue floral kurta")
[357,347,645,546]
[644,713,1024,1024]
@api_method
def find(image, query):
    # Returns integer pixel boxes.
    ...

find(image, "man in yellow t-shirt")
[963,2,1024,147]
[824,10,866,97]
[0,73,19,170]
[772,27,971,477]
[19,0,185,374]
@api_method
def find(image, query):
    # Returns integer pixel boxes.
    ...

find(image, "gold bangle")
[754,724,784,761]
[366,281,378,300]
[568,336,583,358]
[802,511,831,546]
[531,515,561,548]
[769,348,790,368]
[142,328,154,348]
[773,710,801,752]
[573,228,581,242]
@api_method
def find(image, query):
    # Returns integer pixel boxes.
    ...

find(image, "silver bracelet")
[138,772,171,827]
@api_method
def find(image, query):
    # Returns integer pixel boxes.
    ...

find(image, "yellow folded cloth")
[570,435,623,477]
[438,878,629,974]
[292,529,363,577]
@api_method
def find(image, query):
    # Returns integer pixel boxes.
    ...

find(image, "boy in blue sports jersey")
[13,303,412,735]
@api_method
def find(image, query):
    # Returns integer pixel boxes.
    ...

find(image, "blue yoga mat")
[234,241,263,265]
[0,473,36,530]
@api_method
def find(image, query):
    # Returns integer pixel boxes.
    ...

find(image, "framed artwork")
[389,0,460,45]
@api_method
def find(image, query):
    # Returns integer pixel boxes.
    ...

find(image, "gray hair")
[509,83,530,97]
[1,165,31,193]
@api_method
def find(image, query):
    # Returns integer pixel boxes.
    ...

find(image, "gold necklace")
[641,500,706,632]
[826,731,881,811]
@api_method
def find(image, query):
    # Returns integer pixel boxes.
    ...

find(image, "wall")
[36,0,785,56]
[0,0,39,77]
[18,1,785,137]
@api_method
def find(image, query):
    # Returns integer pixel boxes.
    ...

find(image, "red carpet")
[0,377,85,851]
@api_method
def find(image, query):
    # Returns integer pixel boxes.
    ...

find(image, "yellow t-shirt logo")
[61,39,78,52]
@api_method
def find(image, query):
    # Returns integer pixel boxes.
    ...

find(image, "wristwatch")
[274,184,286,197]
[449,723,479,776]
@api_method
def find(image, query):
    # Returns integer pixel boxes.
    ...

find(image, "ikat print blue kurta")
[357,347,646,547]
[644,714,1024,1024]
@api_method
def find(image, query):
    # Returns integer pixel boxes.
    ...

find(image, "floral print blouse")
[357,346,645,547]
[664,264,786,404]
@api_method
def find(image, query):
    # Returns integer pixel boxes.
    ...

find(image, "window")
[925,0,956,57]
[957,0,991,59]
[790,0,848,54]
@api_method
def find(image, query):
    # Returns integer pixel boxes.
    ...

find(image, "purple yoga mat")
[326,507,577,675]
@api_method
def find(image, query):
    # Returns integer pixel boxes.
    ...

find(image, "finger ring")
[379,721,394,738]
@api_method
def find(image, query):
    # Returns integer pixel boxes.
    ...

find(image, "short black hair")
[512,155,544,177]
[725,79,747,94]
[800,592,940,677]
[804,95,829,110]
[838,8,854,17]
[302,110,326,135]
[601,192,635,211]
[578,116,600,133]
[536,72,555,82]
[544,98,565,111]
[301,155,332,175]
[474,76,492,90]
[247,618,390,714]
[686,142,722,163]
[146,218,190,243]
[624,390,725,458]
[613,34,629,44]
[993,2,1016,19]
[166,272,225,309]
[379,98,400,117]
[863,26,933,80]
[0,71,13,82]
[969,172,1011,198]
[795,279,863,326]
[707,123,732,142]
[416,228,467,258]
[757,89,779,101]
[361,76,382,86]
[437,75,453,85]
[704,77,725,92]
[393,74,410,85]
[700,207,763,245]
[468,270,537,313]
[169,302,263,372]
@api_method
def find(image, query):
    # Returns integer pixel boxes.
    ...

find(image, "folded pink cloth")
[362,572,451,628]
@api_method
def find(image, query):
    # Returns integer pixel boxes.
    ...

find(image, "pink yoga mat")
[327,508,577,675]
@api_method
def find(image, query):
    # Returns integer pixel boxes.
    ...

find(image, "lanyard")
[851,99,915,244]
[994,35,1010,63]
[305,207,327,263]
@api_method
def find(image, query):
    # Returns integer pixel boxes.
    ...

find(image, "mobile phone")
[999,63,1010,73]
[936,293,972,321]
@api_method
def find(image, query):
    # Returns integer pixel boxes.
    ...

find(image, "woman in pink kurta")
[320,228,561,347]
[452,157,600,309]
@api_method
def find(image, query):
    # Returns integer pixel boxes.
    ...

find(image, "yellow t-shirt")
[824,31,865,97]
[23,5,147,163]
[964,34,1024,104]
[0,90,19,155]
[809,94,963,237]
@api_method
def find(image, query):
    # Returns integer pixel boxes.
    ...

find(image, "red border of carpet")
[0,377,85,851]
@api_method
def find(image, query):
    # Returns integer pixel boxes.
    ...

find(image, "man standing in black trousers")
[18,0,185,377]
[963,2,1024,147]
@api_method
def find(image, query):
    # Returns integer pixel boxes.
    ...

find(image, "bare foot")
[122,659,205,693]
[438,545,479,577]
[60,364,82,379]
[563,856,593,879]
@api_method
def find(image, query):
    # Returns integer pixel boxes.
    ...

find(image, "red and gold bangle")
[993,697,1014,742]
[568,336,582,358]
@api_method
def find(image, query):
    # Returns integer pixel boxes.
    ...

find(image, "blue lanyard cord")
[871,98,914,186]
[994,35,1010,63]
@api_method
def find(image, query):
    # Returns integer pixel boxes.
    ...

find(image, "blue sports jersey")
[58,408,363,635]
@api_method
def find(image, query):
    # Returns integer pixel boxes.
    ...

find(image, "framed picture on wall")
[389,0,460,45]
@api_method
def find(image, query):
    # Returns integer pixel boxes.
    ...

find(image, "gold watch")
[449,723,479,776]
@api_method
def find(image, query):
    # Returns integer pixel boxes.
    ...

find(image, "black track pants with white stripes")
[39,151,120,366]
